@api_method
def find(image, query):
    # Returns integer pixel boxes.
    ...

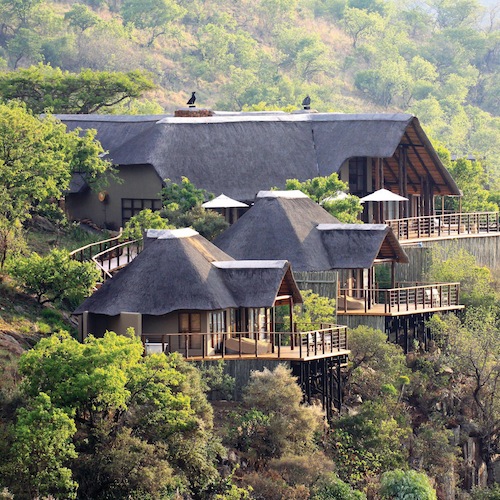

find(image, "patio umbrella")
[359,189,408,203]
[202,194,249,208]
[360,189,408,223]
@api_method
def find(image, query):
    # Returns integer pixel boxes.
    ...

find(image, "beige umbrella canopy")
[359,189,408,203]
[360,189,408,223]
[202,194,249,209]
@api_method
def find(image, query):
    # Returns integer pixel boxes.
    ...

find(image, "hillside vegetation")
[0,0,499,181]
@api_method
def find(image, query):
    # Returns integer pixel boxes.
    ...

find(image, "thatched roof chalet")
[75,228,302,317]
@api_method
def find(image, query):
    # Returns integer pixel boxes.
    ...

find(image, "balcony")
[337,282,463,316]
[141,324,349,361]
[386,212,500,242]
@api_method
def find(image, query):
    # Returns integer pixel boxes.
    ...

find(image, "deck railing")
[338,282,461,314]
[92,239,144,281]
[386,212,500,241]
[141,325,348,360]
[69,230,123,262]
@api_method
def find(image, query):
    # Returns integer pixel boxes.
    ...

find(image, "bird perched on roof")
[187,92,196,107]
[302,95,311,110]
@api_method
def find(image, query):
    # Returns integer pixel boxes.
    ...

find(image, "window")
[179,312,202,349]
[348,157,368,196]
[209,311,226,349]
[121,198,162,226]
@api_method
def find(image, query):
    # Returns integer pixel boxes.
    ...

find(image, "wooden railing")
[141,325,348,360]
[386,212,500,241]
[338,282,461,314]
[91,239,144,281]
[69,230,123,262]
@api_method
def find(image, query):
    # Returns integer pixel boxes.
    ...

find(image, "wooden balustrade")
[141,325,348,360]
[338,282,461,314]
[386,212,500,241]
[69,230,123,262]
[92,239,144,281]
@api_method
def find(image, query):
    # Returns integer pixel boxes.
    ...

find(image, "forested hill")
[1,0,499,178]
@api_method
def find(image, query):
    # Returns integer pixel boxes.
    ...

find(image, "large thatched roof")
[74,228,301,316]
[214,192,408,271]
[59,112,459,201]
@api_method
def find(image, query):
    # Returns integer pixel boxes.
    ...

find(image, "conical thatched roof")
[214,193,408,271]
[75,229,301,316]
[214,192,340,272]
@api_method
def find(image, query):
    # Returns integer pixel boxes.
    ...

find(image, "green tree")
[121,208,171,240]
[293,289,336,330]
[430,308,500,470]
[379,469,437,500]
[0,64,156,114]
[345,325,409,401]
[162,176,210,213]
[446,158,498,213]
[238,365,323,462]
[161,177,228,240]
[17,331,225,498]
[6,28,43,68]
[8,249,100,306]
[326,401,411,487]
[284,174,363,222]
[311,472,366,499]
[4,393,78,500]
[0,102,111,266]
[426,246,496,308]
[343,7,384,48]
[64,4,100,32]
[121,0,186,47]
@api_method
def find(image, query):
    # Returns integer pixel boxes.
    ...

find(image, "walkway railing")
[386,212,500,241]
[338,282,461,314]
[92,239,144,281]
[69,230,123,262]
[141,324,348,360]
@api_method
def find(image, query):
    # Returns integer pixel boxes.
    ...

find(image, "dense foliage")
[0,101,112,266]
[8,249,100,306]
[0,65,156,114]
[0,331,231,499]
[0,0,497,180]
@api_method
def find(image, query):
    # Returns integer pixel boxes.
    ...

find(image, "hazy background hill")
[1,0,499,182]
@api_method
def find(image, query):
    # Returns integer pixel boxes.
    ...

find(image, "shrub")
[379,469,437,500]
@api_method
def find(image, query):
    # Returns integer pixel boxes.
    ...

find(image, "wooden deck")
[386,212,500,243]
[167,346,350,362]
[338,282,463,316]
[338,301,464,317]
[142,326,349,362]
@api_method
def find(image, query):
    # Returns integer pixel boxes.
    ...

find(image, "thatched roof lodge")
[75,228,304,358]
[60,111,460,230]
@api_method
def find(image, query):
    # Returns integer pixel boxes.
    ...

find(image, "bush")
[8,249,100,306]
[311,473,366,499]
[240,365,324,461]
[379,469,437,500]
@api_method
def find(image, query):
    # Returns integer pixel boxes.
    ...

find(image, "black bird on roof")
[302,95,311,110]
[187,92,196,107]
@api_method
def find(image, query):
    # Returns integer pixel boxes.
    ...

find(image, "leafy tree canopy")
[6,331,226,498]
[380,469,437,500]
[0,101,112,265]
[285,174,363,223]
[162,177,228,240]
[0,64,156,114]
[121,208,172,240]
[8,249,100,306]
